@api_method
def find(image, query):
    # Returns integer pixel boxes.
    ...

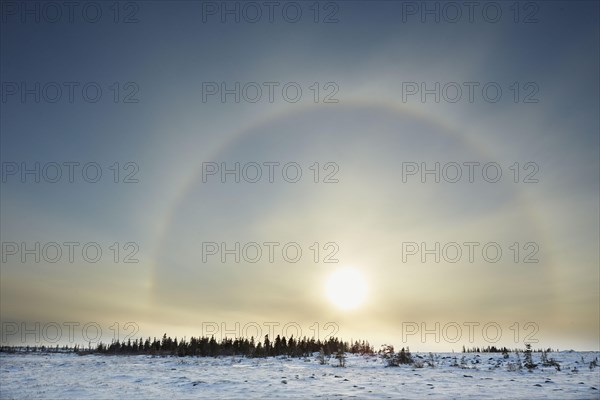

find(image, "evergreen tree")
[523,344,537,371]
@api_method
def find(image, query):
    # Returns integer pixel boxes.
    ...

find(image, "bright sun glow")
[325,267,368,310]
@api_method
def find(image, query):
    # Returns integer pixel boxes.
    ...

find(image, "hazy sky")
[1,1,599,351]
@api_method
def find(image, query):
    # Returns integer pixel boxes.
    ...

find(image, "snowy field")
[1,351,599,399]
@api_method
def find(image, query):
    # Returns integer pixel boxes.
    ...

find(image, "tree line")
[1,335,375,358]
[462,345,559,353]
[1,338,560,358]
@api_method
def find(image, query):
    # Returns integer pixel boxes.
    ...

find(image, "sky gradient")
[1,1,599,351]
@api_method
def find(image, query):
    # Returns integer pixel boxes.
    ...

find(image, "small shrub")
[523,344,537,371]
[380,345,398,367]
[427,353,436,368]
[540,350,560,371]
[317,347,327,365]
[334,348,346,368]
[397,347,413,365]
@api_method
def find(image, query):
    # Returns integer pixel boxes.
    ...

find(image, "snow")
[1,352,599,399]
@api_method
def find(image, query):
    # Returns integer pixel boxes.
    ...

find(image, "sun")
[325,267,368,310]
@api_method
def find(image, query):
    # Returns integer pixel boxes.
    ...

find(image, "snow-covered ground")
[1,351,598,399]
